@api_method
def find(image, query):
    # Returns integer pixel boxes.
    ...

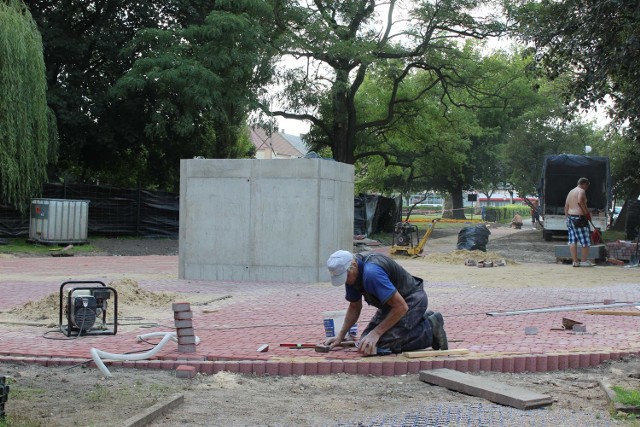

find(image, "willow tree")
[0,0,55,211]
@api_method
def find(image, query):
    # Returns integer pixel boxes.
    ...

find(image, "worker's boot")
[427,312,448,351]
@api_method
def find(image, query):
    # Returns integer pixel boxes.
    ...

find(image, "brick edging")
[1,350,638,377]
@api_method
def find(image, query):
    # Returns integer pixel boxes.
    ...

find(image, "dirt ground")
[2,226,640,426]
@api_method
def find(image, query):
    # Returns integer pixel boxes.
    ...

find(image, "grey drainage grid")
[337,403,610,427]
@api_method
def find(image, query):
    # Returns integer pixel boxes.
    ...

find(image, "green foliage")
[267,0,506,165]
[483,204,531,223]
[352,47,484,198]
[612,385,640,408]
[0,239,95,255]
[598,129,640,203]
[512,0,640,137]
[25,0,272,191]
[0,416,42,427]
[111,0,275,183]
[0,0,56,211]
[87,384,111,402]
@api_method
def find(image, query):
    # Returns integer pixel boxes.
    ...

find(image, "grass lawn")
[0,238,96,255]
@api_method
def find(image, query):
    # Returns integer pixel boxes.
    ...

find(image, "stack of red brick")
[173,302,196,353]
[605,241,639,261]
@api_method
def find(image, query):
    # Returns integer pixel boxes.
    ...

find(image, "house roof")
[281,132,307,155]
[249,127,304,158]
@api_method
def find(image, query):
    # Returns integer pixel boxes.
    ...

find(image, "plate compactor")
[58,280,118,337]
[390,219,439,256]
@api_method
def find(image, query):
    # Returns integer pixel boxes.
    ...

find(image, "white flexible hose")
[90,331,201,377]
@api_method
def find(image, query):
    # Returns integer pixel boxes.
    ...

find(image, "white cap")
[327,250,354,287]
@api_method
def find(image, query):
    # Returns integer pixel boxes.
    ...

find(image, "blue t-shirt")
[345,260,396,305]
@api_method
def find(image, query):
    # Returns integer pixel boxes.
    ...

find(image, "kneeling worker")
[326,250,448,355]
[511,213,523,229]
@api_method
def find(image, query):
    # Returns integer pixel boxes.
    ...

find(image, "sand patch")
[424,249,514,265]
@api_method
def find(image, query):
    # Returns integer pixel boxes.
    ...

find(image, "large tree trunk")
[450,185,467,219]
[442,195,453,219]
[331,69,355,164]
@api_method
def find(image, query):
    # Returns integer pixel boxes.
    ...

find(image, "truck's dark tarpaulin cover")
[540,154,611,215]
[354,194,401,236]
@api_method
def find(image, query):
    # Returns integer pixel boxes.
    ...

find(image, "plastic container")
[29,198,89,244]
[323,310,357,338]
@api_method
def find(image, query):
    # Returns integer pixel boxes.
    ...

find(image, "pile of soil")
[3,279,177,327]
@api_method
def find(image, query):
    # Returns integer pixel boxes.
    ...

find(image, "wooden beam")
[419,369,553,410]
[403,348,469,358]
[584,310,640,316]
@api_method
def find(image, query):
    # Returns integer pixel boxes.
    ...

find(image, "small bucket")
[323,310,357,338]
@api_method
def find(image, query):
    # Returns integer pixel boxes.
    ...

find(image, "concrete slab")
[419,368,553,410]
[554,244,606,260]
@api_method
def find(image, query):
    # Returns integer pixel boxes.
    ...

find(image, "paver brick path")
[1,255,639,376]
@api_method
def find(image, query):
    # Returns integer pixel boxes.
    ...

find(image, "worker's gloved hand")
[357,331,381,355]
[324,335,342,348]
[586,212,592,220]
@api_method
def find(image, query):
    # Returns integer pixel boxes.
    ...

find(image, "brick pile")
[606,241,639,261]
[173,302,196,353]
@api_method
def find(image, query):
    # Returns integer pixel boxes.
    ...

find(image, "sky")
[276,117,310,136]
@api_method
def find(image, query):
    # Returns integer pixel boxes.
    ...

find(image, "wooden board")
[584,310,640,316]
[403,349,469,358]
[419,368,553,410]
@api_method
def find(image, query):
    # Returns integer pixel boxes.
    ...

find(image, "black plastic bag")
[456,224,491,252]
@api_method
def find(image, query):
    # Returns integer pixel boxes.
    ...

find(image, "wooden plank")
[419,368,553,410]
[584,310,640,316]
[122,393,184,427]
[403,349,469,358]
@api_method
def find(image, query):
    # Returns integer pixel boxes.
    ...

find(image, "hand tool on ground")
[279,343,317,349]
[314,341,357,353]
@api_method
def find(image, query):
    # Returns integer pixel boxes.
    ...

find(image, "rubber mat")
[337,402,610,426]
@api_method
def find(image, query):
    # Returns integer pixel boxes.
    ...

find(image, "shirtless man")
[564,177,593,267]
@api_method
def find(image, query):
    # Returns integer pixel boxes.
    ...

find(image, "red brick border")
[3,350,638,377]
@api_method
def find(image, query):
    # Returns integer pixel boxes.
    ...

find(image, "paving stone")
[172,302,191,312]
[2,254,640,378]
[175,365,196,379]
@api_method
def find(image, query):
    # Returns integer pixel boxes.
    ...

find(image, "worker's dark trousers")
[361,290,433,353]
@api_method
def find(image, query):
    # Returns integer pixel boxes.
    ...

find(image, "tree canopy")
[512,0,640,135]
[25,0,272,190]
[0,0,56,211]
[13,0,638,211]
[266,0,505,164]
[110,0,275,188]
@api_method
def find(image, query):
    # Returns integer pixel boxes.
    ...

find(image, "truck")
[539,154,611,241]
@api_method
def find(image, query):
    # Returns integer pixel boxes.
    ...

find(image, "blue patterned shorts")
[567,216,590,247]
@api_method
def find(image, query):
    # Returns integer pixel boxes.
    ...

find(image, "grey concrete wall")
[179,159,354,283]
